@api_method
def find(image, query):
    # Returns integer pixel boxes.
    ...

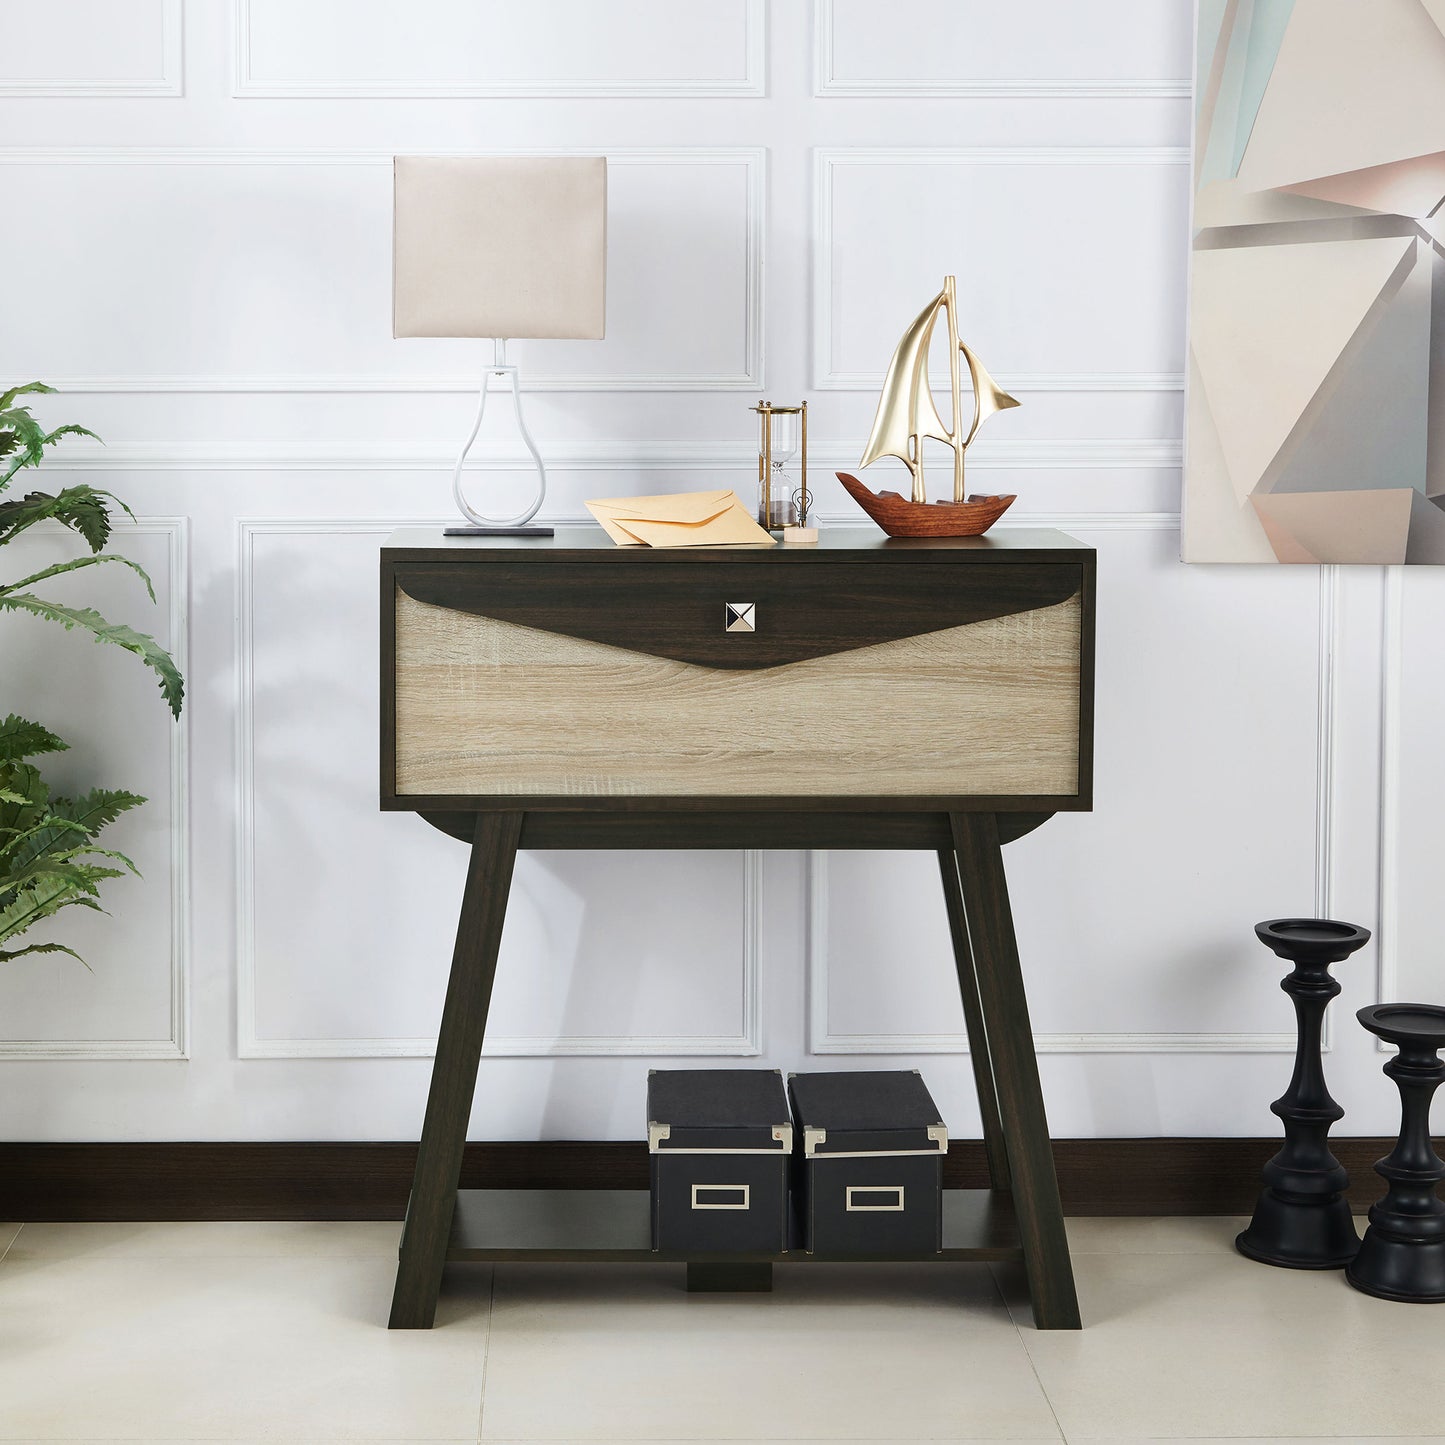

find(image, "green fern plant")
[0,382,184,964]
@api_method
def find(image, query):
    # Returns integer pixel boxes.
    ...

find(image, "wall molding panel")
[1376,566,1405,1048]
[812,148,1190,394]
[1,148,765,395]
[807,530,1338,1058]
[235,519,763,1061]
[0,517,191,1062]
[813,0,1190,99]
[0,0,183,98]
[233,0,765,99]
[45,439,1184,473]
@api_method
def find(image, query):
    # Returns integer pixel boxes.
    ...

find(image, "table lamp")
[393,155,607,536]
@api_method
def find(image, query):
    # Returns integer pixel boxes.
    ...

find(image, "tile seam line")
[476,1264,496,1443]
[994,1259,1071,1445]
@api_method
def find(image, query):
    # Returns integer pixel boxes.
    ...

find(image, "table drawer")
[385,559,1087,806]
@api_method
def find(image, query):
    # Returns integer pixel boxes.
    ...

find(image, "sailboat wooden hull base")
[837,472,1016,538]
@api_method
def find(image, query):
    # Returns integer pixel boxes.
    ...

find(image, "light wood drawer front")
[393,588,1081,799]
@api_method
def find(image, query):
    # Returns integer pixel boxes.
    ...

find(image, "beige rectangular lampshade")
[393,155,607,340]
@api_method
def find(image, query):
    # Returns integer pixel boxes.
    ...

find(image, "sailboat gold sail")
[839,275,1021,538]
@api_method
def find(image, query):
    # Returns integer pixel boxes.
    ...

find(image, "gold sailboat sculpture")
[838,274,1021,538]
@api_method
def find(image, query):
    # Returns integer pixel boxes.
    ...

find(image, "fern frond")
[0,815,90,848]
[0,486,123,551]
[0,398,99,487]
[49,787,147,837]
[0,939,89,967]
[3,856,114,898]
[0,871,108,943]
[0,716,68,764]
[0,762,49,815]
[1,552,156,604]
[43,423,101,449]
[0,593,183,717]
[1,816,95,875]
[0,382,55,411]
[0,406,49,480]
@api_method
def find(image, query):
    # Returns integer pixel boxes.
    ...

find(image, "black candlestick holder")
[1236,918,1371,1270]
[1347,1003,1445,1303]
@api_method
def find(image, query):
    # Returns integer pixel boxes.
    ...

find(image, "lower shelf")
[446,1188,1021,1263]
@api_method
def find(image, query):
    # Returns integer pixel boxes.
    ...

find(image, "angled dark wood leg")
[389,811,523,1329]
[938,849,1011,1191]
[950,812,1080,1330]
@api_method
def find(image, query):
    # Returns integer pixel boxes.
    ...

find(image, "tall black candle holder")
[1236,917,1371,1270]
[1347,1003,1445,1303]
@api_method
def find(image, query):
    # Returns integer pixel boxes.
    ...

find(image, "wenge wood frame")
[378,528,1093,1333]
[379,527,1097,841]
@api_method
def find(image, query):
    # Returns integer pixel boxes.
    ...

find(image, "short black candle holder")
[1236,917,1371,1270]
[1347,1003,1445,1303]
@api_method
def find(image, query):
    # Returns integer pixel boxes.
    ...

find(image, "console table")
[380,526,1094,1330]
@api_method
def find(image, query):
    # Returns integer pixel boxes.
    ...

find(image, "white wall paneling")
[0,0,182,97]
[810,526,1338,1056]
[1376,567,1404,1034]
[0,518,189,1060]
[813,149,1190,393]
[814,0,1192,98]
[8,1,1411,1142]
[234,0,765,99]
[0,150,764,394]
[236,521,762,1060]
[1375,566,1445,1043]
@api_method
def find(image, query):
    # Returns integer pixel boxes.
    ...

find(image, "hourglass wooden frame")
[750,400,809,533]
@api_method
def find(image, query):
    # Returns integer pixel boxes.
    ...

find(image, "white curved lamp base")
[447,345,553,536]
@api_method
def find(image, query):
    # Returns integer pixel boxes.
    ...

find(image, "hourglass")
[750,400,812,540]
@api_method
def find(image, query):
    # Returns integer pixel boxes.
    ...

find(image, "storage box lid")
[647,1069,792,1153]
[788,1071,947,1157]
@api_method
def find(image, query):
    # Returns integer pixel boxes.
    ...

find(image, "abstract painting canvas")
[1185,0,1445,563]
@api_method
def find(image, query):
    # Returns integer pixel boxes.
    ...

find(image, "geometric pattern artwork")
[1185,0,1445,562]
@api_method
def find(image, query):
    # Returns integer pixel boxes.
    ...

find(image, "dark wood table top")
[381,524,1092,564]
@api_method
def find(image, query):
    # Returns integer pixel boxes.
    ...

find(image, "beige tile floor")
[0,1214,1440,1443]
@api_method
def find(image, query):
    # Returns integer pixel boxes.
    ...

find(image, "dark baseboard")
[0,1138,1405,1222]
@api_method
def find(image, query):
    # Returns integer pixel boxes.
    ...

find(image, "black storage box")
[647,1069,793,1254]
[789,1070,948,1255]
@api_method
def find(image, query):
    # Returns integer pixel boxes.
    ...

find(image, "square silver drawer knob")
[725,602,756,633]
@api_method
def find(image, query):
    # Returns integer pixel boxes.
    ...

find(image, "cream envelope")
[585,489,775,547]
